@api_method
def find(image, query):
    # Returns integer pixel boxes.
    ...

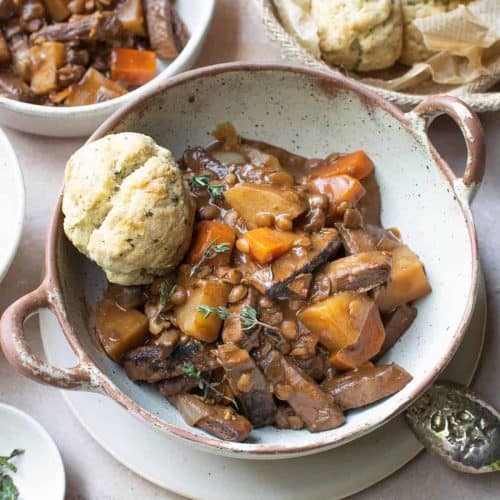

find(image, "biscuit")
[311,0,403,71]
[400,0,464,66]
[63,133,195,285]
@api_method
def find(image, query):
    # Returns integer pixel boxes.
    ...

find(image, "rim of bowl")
[0,129,25,283]
[46,63,479,456]
[0,0,215,117]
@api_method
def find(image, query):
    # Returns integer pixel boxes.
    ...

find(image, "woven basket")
[255,0,500,112]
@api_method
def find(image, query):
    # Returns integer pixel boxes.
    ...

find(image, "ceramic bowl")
[0,128,24,282]
[0,64,485,459]
[0,0,215,138]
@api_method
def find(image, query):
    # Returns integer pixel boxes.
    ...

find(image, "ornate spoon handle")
[405,381,500,473]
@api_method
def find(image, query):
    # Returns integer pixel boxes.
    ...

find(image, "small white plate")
[0,403,65,500]
[0,129,24,282]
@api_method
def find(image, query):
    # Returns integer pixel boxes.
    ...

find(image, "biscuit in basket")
[311,0,403,71]
[400,0,466,66]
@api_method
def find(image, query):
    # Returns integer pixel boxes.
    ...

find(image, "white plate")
[0,403,65,500]
[0,129,24,282]
[39,271,486,499]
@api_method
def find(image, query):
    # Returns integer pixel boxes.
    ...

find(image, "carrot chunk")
[309,174,366,219]
[312,151,374,180]
[241,227,296,264]
[110,48,157,86]
[187,221,236,266]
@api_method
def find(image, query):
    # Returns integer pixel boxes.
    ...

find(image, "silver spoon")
[405,381,500,473]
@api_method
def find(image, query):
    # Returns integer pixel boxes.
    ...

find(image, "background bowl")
[0,0,215,138]
[0,129,24,283]
[0,64,485,458]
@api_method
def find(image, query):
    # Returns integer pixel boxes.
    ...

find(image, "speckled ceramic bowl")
[0,64,485,459]
[0,0,215,138]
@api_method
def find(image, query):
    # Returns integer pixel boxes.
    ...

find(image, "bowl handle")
[0,281,100,391]
[406,95,485,203]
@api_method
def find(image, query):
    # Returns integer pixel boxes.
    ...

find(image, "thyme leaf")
[190,240,230,276]
[190,174,225,200]
[181,362,238,409]
[159,282,176,308]
[197,305,284,341]
[197,304,231,320]
[0,449,24,500]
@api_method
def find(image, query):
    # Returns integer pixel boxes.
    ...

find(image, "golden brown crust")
[63,133,194,285]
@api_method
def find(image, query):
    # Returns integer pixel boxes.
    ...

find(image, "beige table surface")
[1,1,499,499]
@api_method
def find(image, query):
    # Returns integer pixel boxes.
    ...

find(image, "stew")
[0,0,188,105]
[95,125,431,442]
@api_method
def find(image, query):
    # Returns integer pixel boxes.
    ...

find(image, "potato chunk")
[64,68,126,106]
[96,299,149,362]
[42,0,71,22]
[30,42,66,95]
[224,183,306,229]
[299,292,385,370]
[375,245,431,313]
[175,278,231,342]
[117,0,146,36]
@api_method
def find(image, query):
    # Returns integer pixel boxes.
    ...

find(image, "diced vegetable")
[210,151,247,166]
[323,251,392,294]
[378,303,417,357]
[9,36,31,81]
[375,245,431,313]
[175,277,231,342]
[0,70,36,102]
[358,172,381,226]
[309,174,366,219]
[321,363,412,410]
[169,394,253,442]
[49,85,72,103]
[110,48,156,87]
[96,299,149,362]
[0,0,16,20]
[0,32,10,65]
[187,221,236,267]
[217,343,277,427]
[64,68,126,106]
[29,42,66,95]
[256,347,345,431]
[224,183,306,229]
[239,228,296,264]
[42,0,70,22]
[299,292,385,370]
[312,151,374,180]
[144,0,178,59]
[251,228,342,298]
[117,0,146,36]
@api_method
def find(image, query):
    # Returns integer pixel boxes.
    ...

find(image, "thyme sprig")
[0,449,24,500]
[182,362,238,409]
[159,282,176,308]
[197,304,284,343]
[190,174,225,200]
[190,240,230,276]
